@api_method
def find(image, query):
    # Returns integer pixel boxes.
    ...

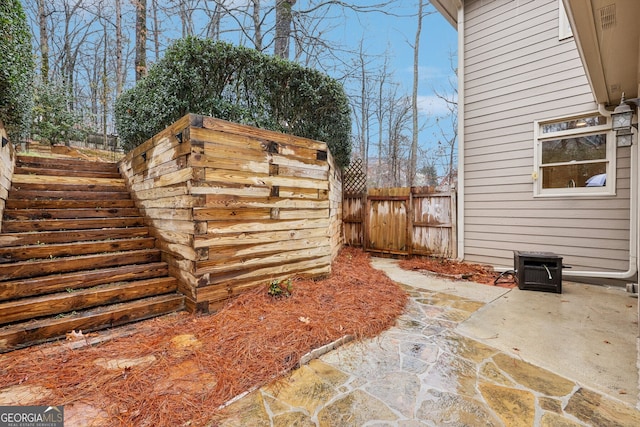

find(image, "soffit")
[565,0,640,106]
[430,0,458,28]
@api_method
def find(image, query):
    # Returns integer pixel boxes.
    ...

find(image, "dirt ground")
[0,247,407,426]
[399,256,517,288]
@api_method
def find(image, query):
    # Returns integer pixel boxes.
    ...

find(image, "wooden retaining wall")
[343,187,456,258]
[0,121,16,227]
[119,114,342,312]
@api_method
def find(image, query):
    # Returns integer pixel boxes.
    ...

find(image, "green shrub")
[32,82,88,145]
[115,37,351,167]
[0,0,34,143]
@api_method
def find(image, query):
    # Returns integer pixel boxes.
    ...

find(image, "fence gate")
[343,182,457,258]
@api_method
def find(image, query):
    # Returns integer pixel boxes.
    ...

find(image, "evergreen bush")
[115,37,351,167]
[0,0,34,143]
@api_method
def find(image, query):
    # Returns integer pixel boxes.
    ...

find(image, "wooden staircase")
[0,155,185,352]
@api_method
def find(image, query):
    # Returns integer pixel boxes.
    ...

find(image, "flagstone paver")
[217,285,640,426]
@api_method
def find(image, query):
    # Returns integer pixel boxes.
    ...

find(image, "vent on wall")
[599,4,616,30]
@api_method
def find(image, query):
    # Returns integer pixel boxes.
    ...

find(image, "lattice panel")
[343,158,367,194]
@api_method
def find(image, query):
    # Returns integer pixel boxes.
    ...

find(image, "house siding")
[462,0,631,272]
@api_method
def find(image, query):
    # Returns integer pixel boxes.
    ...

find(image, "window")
[534,114,615,197]
[558,0,573,40]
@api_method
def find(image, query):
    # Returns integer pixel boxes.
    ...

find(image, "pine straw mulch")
[399,257,517,288]
[0,247,408,427]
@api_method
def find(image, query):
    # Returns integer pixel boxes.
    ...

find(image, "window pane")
[541,163,607,189]
[541,134,606,164]
[541,115,606,133]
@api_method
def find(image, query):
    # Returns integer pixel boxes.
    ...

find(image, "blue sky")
[345,1,458,116]
[327,0,459,163]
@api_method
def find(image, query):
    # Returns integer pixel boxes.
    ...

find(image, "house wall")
[119,114,341,312]
[0,120,16,229]
[462,0,632,272]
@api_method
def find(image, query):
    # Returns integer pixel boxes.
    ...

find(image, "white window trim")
[533,113,616,198]
[558,0,573,40]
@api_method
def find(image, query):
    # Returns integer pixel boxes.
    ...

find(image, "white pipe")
[455,2,465,261]
[564,104,638,280]
[556,103,636,280]
[493,104,638,281]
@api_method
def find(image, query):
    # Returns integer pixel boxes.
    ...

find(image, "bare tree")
[135,0,147,81]
[432,50,458,188]
[115,0,124,97]
[386,93,411,187]
[274,0,296,58]
[37,0,50,83]
[348,38,377,173]
[409,0,424,187]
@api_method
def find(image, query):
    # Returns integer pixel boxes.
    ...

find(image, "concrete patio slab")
[370,257,511,303]
[457,280,639,407]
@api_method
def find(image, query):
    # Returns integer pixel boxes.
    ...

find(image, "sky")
[330,0,459,164]
[346,1,458,116]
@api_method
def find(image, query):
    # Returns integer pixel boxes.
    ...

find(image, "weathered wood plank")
[196,245,330,275]
[0,249,161,281]
[190,153,270,175]
[202,255,332,287]
[155,239,197,261]
[14,166,122,179]
[16,156,117,172]
[11,174,125,187]
[124,115,191,159]
[204,218,327,234]
[270,153,329,170]
[278,187,328,200]
[8,190,131,200]
[204,169,327,190]
[201,116,327,150]
[2,208,141,220]
[132,185,189,202]
[1,217,144,232]
[148,229,192,246]
[0,294,185,353]
[191,185,271,197]
[195,227,327,248]
[202,237,329,263]
[194,207,272,222]
[192,127,270,152]
[0,262,169,301]
[136,195,196,209]
[0,277,177,325]
[276,164,328,180]
[193,198,329,216]
[146,218,195,234]
[0,237,156,262]
[131,136,191,174]
[132,153,188,178]
[4,199,135,209]
[277,209,329,220]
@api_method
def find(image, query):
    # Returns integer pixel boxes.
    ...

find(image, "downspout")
[562,103,638,280]
[455,0,465,261]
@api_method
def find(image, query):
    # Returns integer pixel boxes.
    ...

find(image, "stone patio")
[216,260,640,426]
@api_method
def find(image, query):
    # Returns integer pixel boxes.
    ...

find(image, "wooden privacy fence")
[343,187,457,258]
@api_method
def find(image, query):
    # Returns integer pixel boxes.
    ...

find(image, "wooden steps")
[0,155,185,352]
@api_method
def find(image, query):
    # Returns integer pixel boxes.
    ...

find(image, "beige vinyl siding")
[462,0,631,272]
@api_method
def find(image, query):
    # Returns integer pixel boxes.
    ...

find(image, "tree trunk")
[274,0,296,59]
[151,0,160,60]
[102,26,108,146]
[252,0,263,51]
[409,0,423,187]
[115,0,123,97]
[135,0,147,82]
[37,0,49,84]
